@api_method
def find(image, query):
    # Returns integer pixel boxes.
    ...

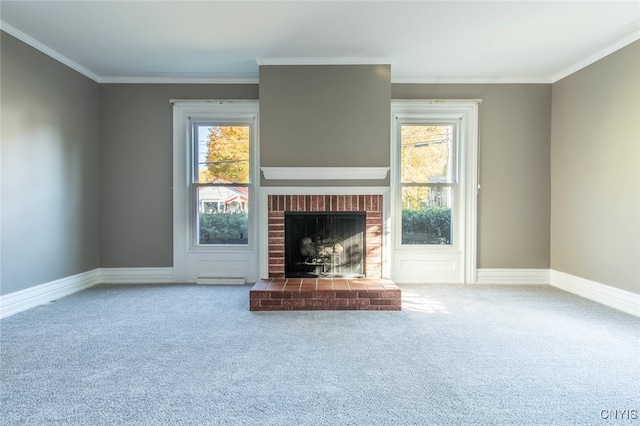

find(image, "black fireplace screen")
[285,212,366,278]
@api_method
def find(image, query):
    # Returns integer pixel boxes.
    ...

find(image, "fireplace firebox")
[267,194,383,279]
[285,212,366,278]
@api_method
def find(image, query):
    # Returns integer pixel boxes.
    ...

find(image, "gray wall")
[393,84,552,269]
[99,82,551,271]
[1,32,100,296]
[10,29,612,291]
[99,84,258,268]
[551,41,640,294]
[259,64,391,187]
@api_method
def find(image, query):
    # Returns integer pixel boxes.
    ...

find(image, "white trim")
[261,186,389,196]
[550,270,640,317]
[392,99,483,105]
[3,267,637,317]
[196,276,245,285]
[391,76,552,84]
[256,57,394,66]
[551,25,640,83]
[172,100,260,283]
[476,269,550,285]
[0,267,181,318]
[173,103,189,283]
[101,76,259,85]
[390,101,478,284]
[3,17,638,85]
[99,267,175,284]
[169,99,259,106]
[0,270,100,319]
[462,105,479,285]
[0,20,101,83]
[261,167,389,180]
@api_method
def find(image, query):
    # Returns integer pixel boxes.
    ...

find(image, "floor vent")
[196,276,245,285]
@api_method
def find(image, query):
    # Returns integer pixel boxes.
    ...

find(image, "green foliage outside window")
[199,212,248,245]
[402,207,451,245]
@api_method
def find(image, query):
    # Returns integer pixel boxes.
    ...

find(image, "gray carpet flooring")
[1,284,638,425]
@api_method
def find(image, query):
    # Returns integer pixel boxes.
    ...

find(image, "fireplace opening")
[285,212,366,278]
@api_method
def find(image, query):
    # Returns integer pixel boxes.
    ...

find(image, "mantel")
[261,167,389,180]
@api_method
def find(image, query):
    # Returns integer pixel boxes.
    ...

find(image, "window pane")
[401,186,452,245]
[197,125,250,184]
[401,125,453,183]
[198,186,249,245]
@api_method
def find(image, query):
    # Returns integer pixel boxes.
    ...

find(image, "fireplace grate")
[285,212,365,278]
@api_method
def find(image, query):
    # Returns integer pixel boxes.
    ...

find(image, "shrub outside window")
[193,123,251,245]
[400,124,455,245]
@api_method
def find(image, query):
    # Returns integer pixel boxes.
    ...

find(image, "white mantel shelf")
[261,167,389,180]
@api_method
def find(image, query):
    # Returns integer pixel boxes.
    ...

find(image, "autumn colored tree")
[204,126,250,183]
[401,125,451,209]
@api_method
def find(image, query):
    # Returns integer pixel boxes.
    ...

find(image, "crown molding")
[0,21,259,85]
[256,57,394,66]
[391,76,552,84]
[0,20,101,83]
[100,76,259,84]
[3,18,638,86]
[552,24,640,83]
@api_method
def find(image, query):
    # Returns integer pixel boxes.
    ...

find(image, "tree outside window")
[195,125,250,245]
[400,125,453,245]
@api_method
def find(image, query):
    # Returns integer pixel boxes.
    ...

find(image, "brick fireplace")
[266,194,383,278]
[251,191,400,311]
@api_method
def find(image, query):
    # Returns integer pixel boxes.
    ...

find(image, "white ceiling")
[1,1,639,83]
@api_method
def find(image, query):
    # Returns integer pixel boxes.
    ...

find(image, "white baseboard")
[0,267,177,318]
[475,268,550,285]
[550,270,639,317]
[196,276,245,285]
[4,267,636,318]
[99,267,175,284]
[0,269,100,319]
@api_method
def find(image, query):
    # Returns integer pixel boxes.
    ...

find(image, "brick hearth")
[250,278,401,311]
[267,194,382,278]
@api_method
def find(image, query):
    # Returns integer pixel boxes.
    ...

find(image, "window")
[399,123,456,245]
[391,101,478,283]
[192,122,253,245]
[173,101,259,283]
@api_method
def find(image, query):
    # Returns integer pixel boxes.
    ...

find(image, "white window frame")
[395,120,460,249]
[172,100,259,283]
[190,119,253,247]
[391,100,479,283]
